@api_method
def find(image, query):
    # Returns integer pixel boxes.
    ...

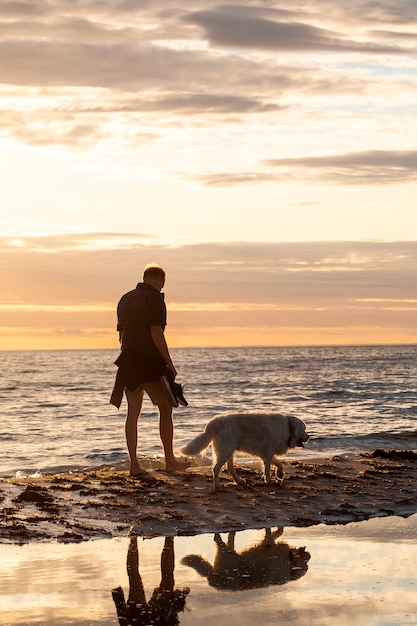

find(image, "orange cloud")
[0,237,416,350]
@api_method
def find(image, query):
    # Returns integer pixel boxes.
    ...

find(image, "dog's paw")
[264,477,283,486]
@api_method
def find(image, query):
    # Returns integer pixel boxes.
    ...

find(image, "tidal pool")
[1,514,416,626]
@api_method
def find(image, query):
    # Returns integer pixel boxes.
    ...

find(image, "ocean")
[1,345,416,477]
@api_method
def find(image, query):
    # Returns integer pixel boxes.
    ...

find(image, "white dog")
[181,412,309,488]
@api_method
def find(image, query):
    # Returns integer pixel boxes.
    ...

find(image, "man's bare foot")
[129,470,156,483]
[164,459,191,473]
[129,464,151,478]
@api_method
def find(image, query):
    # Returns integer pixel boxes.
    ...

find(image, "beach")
[1,450,417,625]
[2,347,416,624]
[1,450,416,542]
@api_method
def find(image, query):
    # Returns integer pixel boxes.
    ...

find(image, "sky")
[1,0,416,350]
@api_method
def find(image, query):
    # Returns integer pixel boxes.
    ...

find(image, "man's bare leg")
[125,387,149,476]
[158,403,190,472]
[160,536,175,591]
[127,537,146,605]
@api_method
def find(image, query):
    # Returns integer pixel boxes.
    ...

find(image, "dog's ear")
[287,415,300,448]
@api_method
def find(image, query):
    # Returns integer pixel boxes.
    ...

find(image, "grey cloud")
[0,1,47,17]
[0,92,281,148]
[0,16,146,44]
[188,172,291,187]
[263,150,417,185]
[0,110,157,148]
[11,121,106,148]
[0,39,268,91]
[74,93,283,115]
[0,2,416,151]
[2,236,416,306]
[264,150,417,168]
[184,8,406,53]
[0,232,157,251]
[139,93,283,115]
[1,3,412,93]
[43,0,417,30]
[193,150,417,187]
[261,0,417,28]
[0,41,179,89]
[0,37,325,95]
[368,29,417,41]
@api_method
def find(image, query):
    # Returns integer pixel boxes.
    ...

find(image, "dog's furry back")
[181,412,298,458]
[181,411,308,487]
[181,417,224,456]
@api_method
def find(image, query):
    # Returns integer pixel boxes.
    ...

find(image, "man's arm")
[151,325,177,378]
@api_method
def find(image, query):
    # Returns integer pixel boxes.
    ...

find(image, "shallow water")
[2,345,417,476]
[1,515,417,626]
[2,346,417,625]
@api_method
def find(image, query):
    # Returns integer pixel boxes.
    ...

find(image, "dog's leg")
[212,458,225,489]
[214,532,225,546]
[227,532,236,551]
[262,527,284,545]
[272,456,284,481]
[271,527,284,541]
[227,455,245,485]
[263,456,278,484]
[263,528,275,545]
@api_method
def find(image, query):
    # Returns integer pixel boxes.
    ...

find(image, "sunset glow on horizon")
[1,1,416,350]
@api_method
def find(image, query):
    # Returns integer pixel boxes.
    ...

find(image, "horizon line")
[1,341,416,352]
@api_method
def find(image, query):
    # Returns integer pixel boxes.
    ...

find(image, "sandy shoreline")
[1,449,416,543]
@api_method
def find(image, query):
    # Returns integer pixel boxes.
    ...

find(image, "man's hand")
[151,325,177,379]
[167,363,178,379]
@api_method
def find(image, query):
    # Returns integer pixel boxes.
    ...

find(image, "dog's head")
[287,415,309,449]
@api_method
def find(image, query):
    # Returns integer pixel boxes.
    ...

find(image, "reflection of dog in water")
[112,536,189,626]
[181,412,309,488]
[182,528,310,591]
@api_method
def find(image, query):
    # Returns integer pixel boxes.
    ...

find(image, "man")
[111,264,189,477]
[112,536,189,625]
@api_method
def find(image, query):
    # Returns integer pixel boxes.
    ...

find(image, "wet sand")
[1,449,416,543]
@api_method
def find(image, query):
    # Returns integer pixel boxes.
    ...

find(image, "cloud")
[2,234,416,304]
[0,37,357,96]
[188,172,290,186]
[1,3,416,346]
[1,234,416,347]
[0,41,179,89]
[68,93,283,115]
[0,231,159,252]
[191,150,417,187]
[1,3,414,92]
[2,1,415,151]
[263,150,417,184]
[369,29,417,41]
[0,1,47,18]
[184,7,411,53]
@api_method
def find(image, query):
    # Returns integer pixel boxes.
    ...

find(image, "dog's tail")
[180,419,218,456]
[181,555,214,579]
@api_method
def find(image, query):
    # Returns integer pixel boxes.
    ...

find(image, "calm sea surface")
[1,345,416,477]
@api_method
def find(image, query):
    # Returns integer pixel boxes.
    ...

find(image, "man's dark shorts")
[125,380,171,406]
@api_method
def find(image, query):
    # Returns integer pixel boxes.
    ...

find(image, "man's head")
[143,264,166,291]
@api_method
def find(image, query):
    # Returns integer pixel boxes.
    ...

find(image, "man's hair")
[143,264,166,281]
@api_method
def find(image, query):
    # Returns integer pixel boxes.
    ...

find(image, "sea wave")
[2,345,416,476]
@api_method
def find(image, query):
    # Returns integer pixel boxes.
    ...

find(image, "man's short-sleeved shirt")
[117,282,167,356]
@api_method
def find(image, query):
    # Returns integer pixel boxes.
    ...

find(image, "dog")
[180,412,309,488]
[182,528,310,590]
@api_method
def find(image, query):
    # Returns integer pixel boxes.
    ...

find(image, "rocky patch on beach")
[0,450,416,543]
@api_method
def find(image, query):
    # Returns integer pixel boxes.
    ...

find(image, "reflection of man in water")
[112,536,189,626]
